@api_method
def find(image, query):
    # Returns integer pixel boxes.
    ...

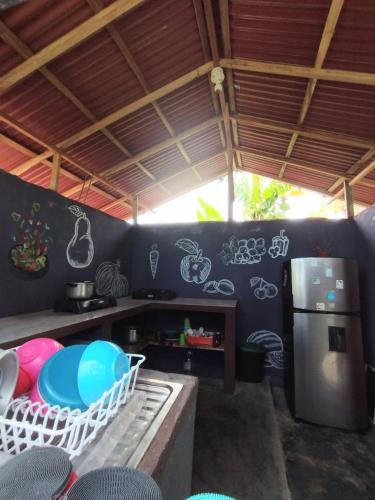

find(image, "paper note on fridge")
[325,268,333,278]
[336,280,344,289]
[316,302,325,311]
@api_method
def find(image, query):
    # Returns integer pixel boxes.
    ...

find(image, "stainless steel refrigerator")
[283,257,368,430]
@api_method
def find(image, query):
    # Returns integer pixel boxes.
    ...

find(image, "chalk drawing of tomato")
[175,238,211,284]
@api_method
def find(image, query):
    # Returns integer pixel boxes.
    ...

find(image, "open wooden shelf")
[146,341,225,352]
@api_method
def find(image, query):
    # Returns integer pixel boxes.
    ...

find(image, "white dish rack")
[0,354,145,459]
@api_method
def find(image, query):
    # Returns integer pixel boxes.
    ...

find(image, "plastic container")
[237,343,266,382]
[16,338,63,384]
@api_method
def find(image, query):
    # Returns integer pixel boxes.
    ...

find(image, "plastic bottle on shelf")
[184,317,191,333]
[183,351,193,374]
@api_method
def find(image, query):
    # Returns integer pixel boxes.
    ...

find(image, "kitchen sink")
[72,377,183,475]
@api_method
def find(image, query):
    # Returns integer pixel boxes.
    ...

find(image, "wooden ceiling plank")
[233,113,375,150]
[0,0,145,93]
[58,62,214,149]
[220,58,375,86]
[279,0,344,178]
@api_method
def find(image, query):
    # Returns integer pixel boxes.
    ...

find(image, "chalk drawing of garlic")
[250,277,278,300]
[203,278,235,295]
[66,205,94,268]
[247,330,284,369]
[149,244,159,280]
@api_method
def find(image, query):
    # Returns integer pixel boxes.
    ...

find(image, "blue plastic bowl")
[38,344,88,410]
[77,341,130,407]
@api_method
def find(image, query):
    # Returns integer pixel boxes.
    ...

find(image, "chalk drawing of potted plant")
[9,203,52,279]
[175,238,211,284]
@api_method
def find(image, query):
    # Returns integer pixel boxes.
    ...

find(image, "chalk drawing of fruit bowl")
[8,245,49,280]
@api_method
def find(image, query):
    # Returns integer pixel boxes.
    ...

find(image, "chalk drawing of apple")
[175,238,211,284]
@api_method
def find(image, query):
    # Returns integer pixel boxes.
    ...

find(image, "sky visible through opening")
[137,171,362,224]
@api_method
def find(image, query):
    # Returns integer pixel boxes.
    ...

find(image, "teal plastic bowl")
[38,345,87,410]
[187,494,237,500]
[77,341,130,407]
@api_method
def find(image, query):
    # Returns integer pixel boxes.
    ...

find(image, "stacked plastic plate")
[66,467,163,500]
[0,446,74,500]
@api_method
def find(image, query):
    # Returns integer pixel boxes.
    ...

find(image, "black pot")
[8,247,49,280]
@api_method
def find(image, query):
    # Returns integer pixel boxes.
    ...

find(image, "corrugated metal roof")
[1,0,375,220]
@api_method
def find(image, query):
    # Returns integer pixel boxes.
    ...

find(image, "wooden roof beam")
[10,150,54,175]
[0,114,147,211]
[58,62,214,149]
[0,0,145,93]
[233,113,375,150]
[0,20,158,188]
[235,146,348,179]
[279,0,344,178]
[86,0,200,182]
[203,0,234,220]
[220,58,375,86]
[219,0,242,171]
[101,116,222,177]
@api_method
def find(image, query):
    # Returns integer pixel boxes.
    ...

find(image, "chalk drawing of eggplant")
[247,330,284,369]
[250,277,278,300]
[149,244,159,280]
[66,205,94,268]
[203,278,235,295]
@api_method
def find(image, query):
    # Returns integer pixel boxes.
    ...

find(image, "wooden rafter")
[219,0,242,170]
[0,114,149,212]
[58,62,214,149]
[50,153,61,191]
[235,146,347,179]
[202,0,235,220]
[86,0,201,182]
[279,0,344,178]
[101,116,222,177]
[329,156,375,202]
[10,151,53,176]
[136,150,225,196]
[193,0,227,161]
[220,58,375,86]
[0,134,127,205]
[0,0,145,93]
[233,113,375,150]
[0,20,161,192]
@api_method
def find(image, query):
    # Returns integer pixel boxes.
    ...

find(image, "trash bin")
[237,343,266,382]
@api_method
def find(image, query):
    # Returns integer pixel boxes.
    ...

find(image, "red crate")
[186,335,214,347]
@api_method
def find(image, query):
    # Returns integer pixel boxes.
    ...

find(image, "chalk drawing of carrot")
[149,244,159,280]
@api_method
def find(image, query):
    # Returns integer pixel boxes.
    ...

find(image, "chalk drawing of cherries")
[250,277,278,300]
[175,238,211,284]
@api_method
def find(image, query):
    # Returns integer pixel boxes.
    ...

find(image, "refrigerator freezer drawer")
[293,312,368,430]
[290,257,360,313]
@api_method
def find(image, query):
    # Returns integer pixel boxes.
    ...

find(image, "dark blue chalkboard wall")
[131,219,359,383]
[0,171,132,317]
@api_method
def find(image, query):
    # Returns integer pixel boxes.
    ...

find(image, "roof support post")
[132,196,139,224]
[343,180,354,219]
[50,153,61,191]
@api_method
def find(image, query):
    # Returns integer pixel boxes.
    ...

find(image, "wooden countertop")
[0,296,237,348]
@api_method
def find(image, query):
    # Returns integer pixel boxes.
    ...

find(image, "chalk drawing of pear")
[66,205,94,268]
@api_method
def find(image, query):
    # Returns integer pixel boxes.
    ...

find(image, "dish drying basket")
[0,354,145,459]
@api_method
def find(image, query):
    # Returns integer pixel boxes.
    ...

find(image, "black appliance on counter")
[132,288,177,300]
[54,295,117,314]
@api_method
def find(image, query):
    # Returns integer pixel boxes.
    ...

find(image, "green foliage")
[196,196,225,221]
[235,173,294,220]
